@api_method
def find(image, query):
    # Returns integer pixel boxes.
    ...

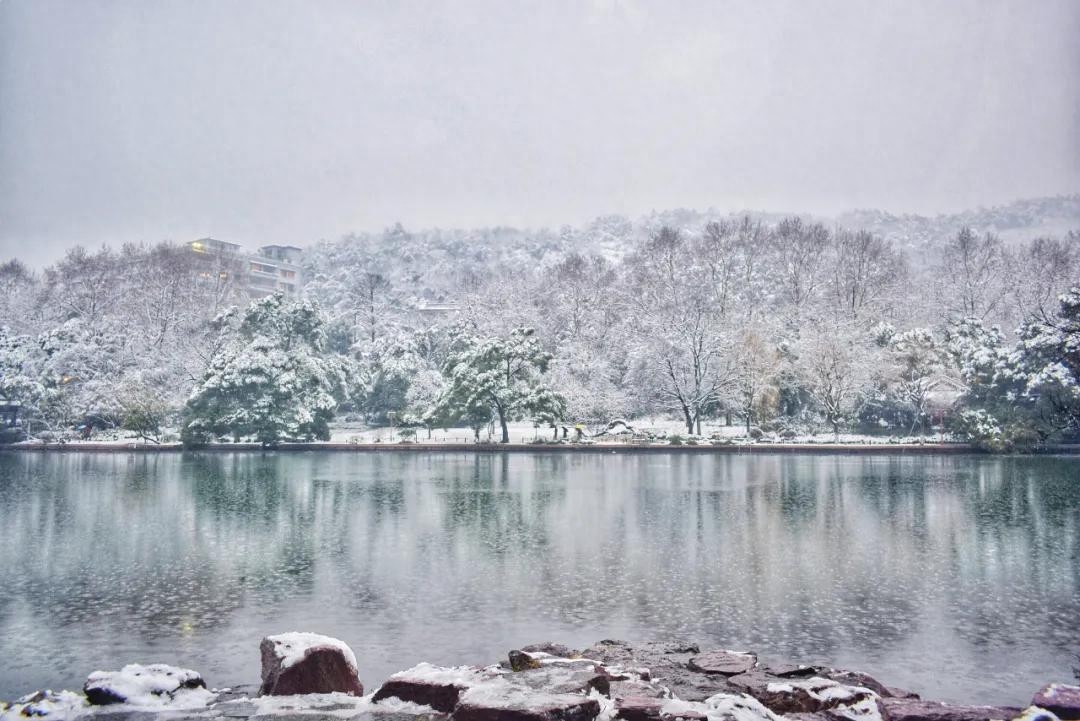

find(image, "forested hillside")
[1,195,1078,447]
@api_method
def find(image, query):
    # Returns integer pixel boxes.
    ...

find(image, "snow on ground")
[9,416,957,446]
[245,690,437,717]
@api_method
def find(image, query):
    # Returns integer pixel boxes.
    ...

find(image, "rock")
[1011,707,1062,721]
[762,663,822,678]
[726,672,876,715]
[614,696,707,720]
[511,650,544,671]
[505,665,611,696]
[521,643,580,658]
[822,670,894,699]
[6,690,88,718]
[608,680,669,700]
[372,663,492,713]
[879,698,1022,721]
[1032,684,1080,720]
[579,640,729,702]
[259,632,364,697]
[84,664,210,707]
[688,651,758,676]
[452,678,600,721]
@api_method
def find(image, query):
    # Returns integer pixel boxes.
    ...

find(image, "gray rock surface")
[1031,684,1080,720]
[879,698,1022,721]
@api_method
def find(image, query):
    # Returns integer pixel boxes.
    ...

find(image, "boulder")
[821,670,895,698]
[372,663,492,713]
[608,680,669,701]
[579,640,730,702]
[259,632,364,697]
[761,663,822,679]
[879,698,1022,721]
[1032,685,1080,720]
[726,673,876,715]
[6,690,88,718]
[1012,707,1062,721]
[688,651,758,676]
[521,643,580,658]
[84,663,211,707]
[505,665,611,696]
[452,678,600,721]
[510,650,544,671]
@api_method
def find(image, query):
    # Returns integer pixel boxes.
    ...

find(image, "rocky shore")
[2,634,1077,721]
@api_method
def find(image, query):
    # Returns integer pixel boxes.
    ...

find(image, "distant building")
[413,300,460,316]
[187,238,304,298]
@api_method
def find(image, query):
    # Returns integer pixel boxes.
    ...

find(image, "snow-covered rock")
[1031,684,1080,720]
[1,690,87,719]
[613,692,784,721]
[688,651,758,677]
[259,632,364,696]
[372,662,497,712]
[877,698,1022,721]
[453,676,601,721]
[83,663,213,707]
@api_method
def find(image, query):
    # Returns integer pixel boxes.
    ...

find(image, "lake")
[0,451,1076,705]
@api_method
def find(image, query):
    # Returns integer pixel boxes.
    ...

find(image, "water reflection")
[0,451,1077,705]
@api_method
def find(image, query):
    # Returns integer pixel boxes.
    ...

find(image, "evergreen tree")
[182,294,353,445]
[434,326,563,443]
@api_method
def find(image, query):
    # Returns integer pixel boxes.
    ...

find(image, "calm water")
[0,451,1077,705]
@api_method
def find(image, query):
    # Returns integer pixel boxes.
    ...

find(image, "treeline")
[0,209,1078,448]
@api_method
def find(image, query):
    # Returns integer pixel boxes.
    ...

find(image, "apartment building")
[188,238,304,298]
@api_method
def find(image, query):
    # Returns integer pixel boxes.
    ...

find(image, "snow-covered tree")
[732,327,781,434]
[887,328,945,433]
[792,321,880,437]
[936,227,1010,323]
[625,226,737,434]
[1008,287,1080,437]
[182,294,354,445]
[434,326,563,443]
[828,228,906,320]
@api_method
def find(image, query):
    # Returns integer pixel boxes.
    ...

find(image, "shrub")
[668,434,684,445]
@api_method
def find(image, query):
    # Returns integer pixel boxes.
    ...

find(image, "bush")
[668,434,684,446]
[748,427,764,440]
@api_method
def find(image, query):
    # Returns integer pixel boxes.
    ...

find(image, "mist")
[1,0,1079,266]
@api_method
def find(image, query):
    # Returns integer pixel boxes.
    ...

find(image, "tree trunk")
[682,406,694,435]
[499,411,510,444]
[695,417,702,436]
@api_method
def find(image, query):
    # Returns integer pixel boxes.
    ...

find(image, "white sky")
[1,0,1078,266]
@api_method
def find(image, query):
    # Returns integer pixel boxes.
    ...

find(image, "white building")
[188,238,304,298]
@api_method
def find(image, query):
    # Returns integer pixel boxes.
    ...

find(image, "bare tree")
[829,228,907,319]
[1009,236,1078,321]
[625,226,736,434]
[771,217,830,317]
[938,227,1010,321]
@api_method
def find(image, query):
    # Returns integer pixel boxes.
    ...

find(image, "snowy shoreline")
[4,441,1080,454]
[3,637,1076,721]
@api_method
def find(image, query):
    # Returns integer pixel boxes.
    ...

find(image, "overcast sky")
[1,0,1078,266]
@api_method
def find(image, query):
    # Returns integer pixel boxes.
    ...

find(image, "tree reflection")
[0,451,1076,704]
